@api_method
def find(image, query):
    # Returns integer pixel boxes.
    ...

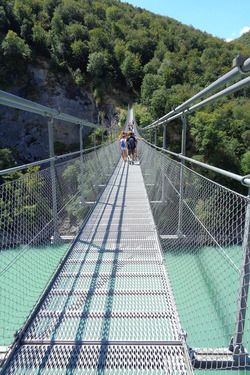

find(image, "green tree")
[190,112,223,155]
[50,12,65,62]
[242,130,250,148]
[43,0,62,19]
[0,148,16,170]
[141,73,161,105]
[32,23,49,52]
[1,30,31,73]
[158,51,183,88]
[52,22,89,66]
[126,29,156,65]
[0,149,21,184]
[149,86,168,118]
[110,21,124,40]
[114,40,126,64]
[54,0,85,25]
[66,22,88,41]
[51,10,64,34]
[84,12,100,29]
[88,27,112,54]
[87,51,109,86]
[106,5,123,23]
[143,57,161,75]
[241,151,250,175]
[120,52,143,88]
[13,0,36,41]
[134,103,154,128]
[184,49,203,85]
[0,5,9,31]
[71,39,89,70]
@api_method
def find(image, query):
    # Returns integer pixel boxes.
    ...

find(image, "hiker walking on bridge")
[126,131,137,164]
[119,131,127,161]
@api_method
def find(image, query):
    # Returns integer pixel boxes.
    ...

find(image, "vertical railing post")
[177,115,187,238]
[154,127,157,146]
[163,124,166,153]
[231,188,250,364]
[98,112,104,144]
[161,124,167,204]
[48,117,60,243]
[94,129,96,148]
[80,124,85,207]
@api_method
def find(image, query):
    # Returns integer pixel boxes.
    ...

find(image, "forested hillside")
[236,31,250,47]
[0,0,250,191]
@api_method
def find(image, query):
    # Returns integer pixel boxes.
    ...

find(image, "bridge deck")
[3,160,192,374]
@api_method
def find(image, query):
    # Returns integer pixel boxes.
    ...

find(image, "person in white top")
[120,134,127,161]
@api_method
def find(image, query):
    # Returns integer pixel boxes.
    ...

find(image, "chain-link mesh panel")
[1,152,193,374]
[138,141,250,370]
[0,141,120,347]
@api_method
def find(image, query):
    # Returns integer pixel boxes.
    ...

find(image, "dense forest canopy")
[236,31,250,47]
[0,0,250,191]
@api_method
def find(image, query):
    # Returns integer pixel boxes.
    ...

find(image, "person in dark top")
[126,132,137,164]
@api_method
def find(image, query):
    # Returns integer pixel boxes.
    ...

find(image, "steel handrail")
[0,144,105,176]
[158,75,250,125]
[0,90,107,130]
[143,139,250,188]
[143,54,250,130]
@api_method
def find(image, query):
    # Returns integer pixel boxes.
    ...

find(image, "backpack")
[121,139,125,148]
[128,136,135,149]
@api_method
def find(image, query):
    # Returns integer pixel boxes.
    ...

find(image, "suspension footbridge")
[1,154,192,374]
[0,55,250,374]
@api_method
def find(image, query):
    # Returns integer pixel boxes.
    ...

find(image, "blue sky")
[121,0,250,41]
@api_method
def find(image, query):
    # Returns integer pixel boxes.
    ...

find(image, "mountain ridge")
[0,0,250,191]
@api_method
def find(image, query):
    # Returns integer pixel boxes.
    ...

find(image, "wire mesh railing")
[0,141,120,348]
[138,140,250,370]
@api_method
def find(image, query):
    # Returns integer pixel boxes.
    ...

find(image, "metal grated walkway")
[3,159,193,374]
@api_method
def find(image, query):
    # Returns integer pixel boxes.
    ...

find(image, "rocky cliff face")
[0,66,119,164]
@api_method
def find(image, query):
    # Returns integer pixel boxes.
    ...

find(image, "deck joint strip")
[22,340,183,346]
